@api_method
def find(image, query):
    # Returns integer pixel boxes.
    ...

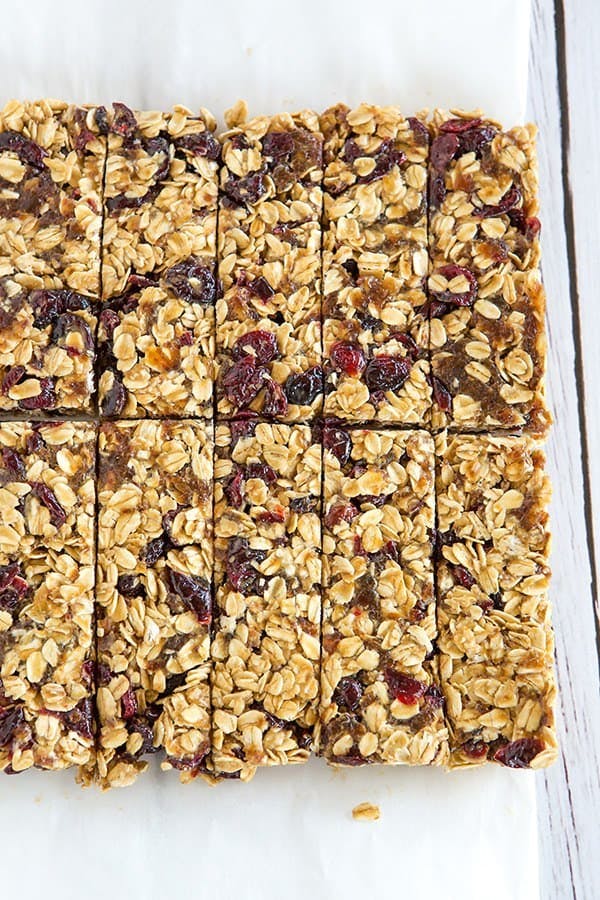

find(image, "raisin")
[141,533,170,565]
[117,574,145,597]
[364,356,411,393]
[284,366,322,406]
[342,258,360,281]
[333,676,363,711]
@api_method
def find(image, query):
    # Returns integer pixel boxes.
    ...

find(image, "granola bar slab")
[211,420,322,779]
[95,419,213,787]
[318,425,447,766]
[428,111,550,434]
[0,421,96,774]
[99,104,218,418]
[0,100,106,414]
[216,104,324,422]
[320,104,431,424]
[435,431,557,769]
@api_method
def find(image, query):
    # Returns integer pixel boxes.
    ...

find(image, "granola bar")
[318,426,447,765]
[320,104,431,424]
[216,102,324,422]
[0,421,96,774]
[0,100,106,414]
[211,420,321,779]
[95,420,213,787]
[99,104,218,418]
[428,111,550,434]
[435,431,557,769]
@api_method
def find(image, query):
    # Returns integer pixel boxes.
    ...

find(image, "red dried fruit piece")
[226,538,267,596]
[509,208,541,239]
[222,356,267,408]
[25,430,44,454]
[223,171,268,207]
[462,739,488,760]
[429,172,447,209]
[175,131,221,161]
[246,275,275,300]
[257,506,286,525]
[232,330,278,365]
[111,102,138,137]
[128,716,157,756]
[1,366,25,395]
[358,139,406,184]
[441,117,483,134]
[364,355,412,393]
[30,481,66,528]
[384,670,427,705]
[60,698,94,740]
[451,564,476,589]
[224,468,245,509]
[457,124,496,157]
[330,341,366,377]
[167,569,212,623]
[121,688,138,720]
[289,496,316,514]
[323,424,352,466]
[392,333,420,359]
[325,502,358,529]
[230,413,258,444]
[117,574,145,597]
[333,676,363,712]
[18,377,56,411]
[423,685,444,709]
[164,258,217,306]
[0,706,25,747]
[431,375,453,413]
[262,379,288,417]
[1,448,26,479]
[52,313,94,351]
[493,738,544,769]
[284,366,323,406]
[0,131,48,169]
[165,749,208,777]
[99,308,120,338]
[246,463,277,485]
[101,377,127,417]
[430,132,460,171]
[434,264,478,307]
[141,533,170,565]
[408,117,429,145]
[474,185,521,218]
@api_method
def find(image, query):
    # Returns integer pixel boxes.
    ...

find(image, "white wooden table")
[529,2,600,897]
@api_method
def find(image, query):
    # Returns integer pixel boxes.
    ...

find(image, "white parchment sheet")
[0,2,539,899]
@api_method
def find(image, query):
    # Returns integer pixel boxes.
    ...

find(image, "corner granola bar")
[95,420,213,787]
[211,420,322,779]
[98,104,218,418]
[435,431,557,768]
[0,421,96,774]
[428,111,550,434]
[321,104,431,424]
[318,426,447,765]
[216,104,324,422]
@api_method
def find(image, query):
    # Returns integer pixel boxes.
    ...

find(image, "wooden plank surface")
[529,1,600,897]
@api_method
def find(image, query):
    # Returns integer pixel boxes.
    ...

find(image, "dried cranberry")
[1,366,25,395]
[429,173,447,209]
[257,507,286,524]
[262,379,288,417]
[141,533,170,565]
[423,685,444,709]
[408,117,429,145]
[165,750,208,776]
[117,574,145,597]
[143,136,171,180]
[430,133,459,171]
[289,496,316,514]
[284,366,323,406]
[62,698,94,740]
[95,106,109,134]
[0,706,25,747]
[51,313,94,351]
[509,208,541,239]
[384,670,427,705]
[175,131,221,161]
[101,377,127,417]
[474,185,521,218]
[489,591,503,610]
[121,688,138,720]
[229,413,258,444]
[1,448,26,479]
[167,569,212,623]
[246,463,277,485]
[441,117,483,134]
[364,355,411,393]
[463,739,488,760]
[262,131,295,160]
[30,482,66,528]
[333,676,363,711]
[223,171,268,207]
[111,102,138,137]
[164,258,217,306]
[18,377,56,411]
[431,375,453,413]
[433,264,477,307]
[358,140,406,183]
[323,425,352,466]
[0,131,48,169]
[225,468,245,508]
[222,357,267,408]
[330,341,366,378]
[493,738,544,768]
[128,716,156,755]
[232,330,278,365]
[25,430,44,454]
[226,538,266,596]
[393,333,419,359]
[451,564,476,589]
[99,308,120,339]
[325,502,358,529]
[457,124,496,157]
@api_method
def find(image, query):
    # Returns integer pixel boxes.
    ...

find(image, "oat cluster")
[0,99,556,788]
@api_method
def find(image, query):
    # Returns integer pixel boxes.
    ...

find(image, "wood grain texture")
[529,1,600,898]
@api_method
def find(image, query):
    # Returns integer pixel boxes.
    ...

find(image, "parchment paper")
[0,3,538,898]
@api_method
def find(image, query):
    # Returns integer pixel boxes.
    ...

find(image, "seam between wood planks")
[553,0,600,677]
